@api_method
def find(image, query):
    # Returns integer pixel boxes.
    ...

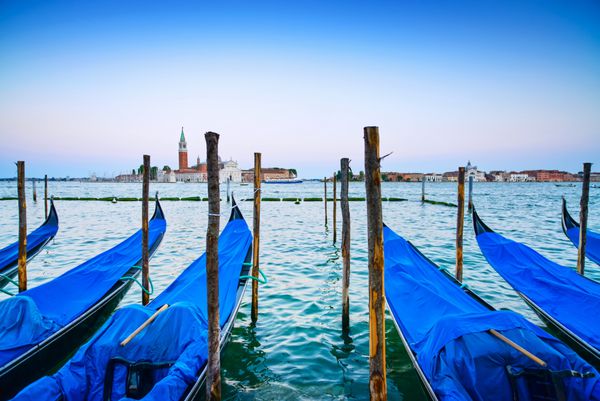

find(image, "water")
[0,181,598,400]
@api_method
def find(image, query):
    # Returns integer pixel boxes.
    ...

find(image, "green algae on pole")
[17,161,27,293]
[142,154,150,306]
[251,152,262,324]
[341,158,351,331]
[577,162,592,275]
[456,167,465,282]
[364,127,387,401]
[205,131,221,401]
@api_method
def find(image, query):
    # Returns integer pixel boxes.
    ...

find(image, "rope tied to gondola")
[0,288,15,296]
[240,262,268,284]
[0,273,18,288]
[121,266,154,295]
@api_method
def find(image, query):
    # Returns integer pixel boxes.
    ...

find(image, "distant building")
[424,173,443,182]
[488,170,509,182]
[465,161,486,182]
[242,167,296,182]
[173,127,208,182]
[443,171,458,182]
[509,173,530,182]
[220,159,242,183]
[520,170,577,182]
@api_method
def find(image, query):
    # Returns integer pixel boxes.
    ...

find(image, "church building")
[173,127,241,183]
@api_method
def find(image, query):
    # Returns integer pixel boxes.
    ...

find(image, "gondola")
[0,200,59,289]
[384,223,600,401]
[12,196,252,401]
[562,198,600,266]
[473,207,600,367]
[0,199,167,400]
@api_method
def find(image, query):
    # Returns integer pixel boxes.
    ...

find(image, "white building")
[509,173,530,182]
[466,161,486,182]
[220,159,242,183]
[424,174,443,182]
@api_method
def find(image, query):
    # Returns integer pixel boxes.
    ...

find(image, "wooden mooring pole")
[364,127,387,401]
[32,179,37,202]
[341,158,351,331]
[456,167,465,282]
[17,161,27,293]
[421,175,425,202]
[205,132,221,401]
[141,155,150,306]
[333,173,337,244]
[577,162,592,275]
[251,152,262,323]
[468,175,473,212]
[44,175,48,219]
[324,177,328,226]
[226,177,231,203]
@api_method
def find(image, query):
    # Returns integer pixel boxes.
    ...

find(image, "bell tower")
[178,127,188,170]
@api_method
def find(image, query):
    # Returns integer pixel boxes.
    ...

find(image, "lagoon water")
[0,181,598,400]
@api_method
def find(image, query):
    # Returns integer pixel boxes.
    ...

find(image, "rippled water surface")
[0,181,598,400]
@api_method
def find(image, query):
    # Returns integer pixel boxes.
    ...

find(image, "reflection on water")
[0,181,598,400]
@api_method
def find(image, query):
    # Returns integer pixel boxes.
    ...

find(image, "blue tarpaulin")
[475,210,600,353]
[0,201,59,275]
[0,205,166,369]
[13,210,252,401]
[563,199,600,266]
[384,224,600,401]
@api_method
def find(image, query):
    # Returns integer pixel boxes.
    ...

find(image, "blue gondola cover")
[476,213,600,355]
[0,207,166,369]
[384,225,600,401]
[13,212,251,401]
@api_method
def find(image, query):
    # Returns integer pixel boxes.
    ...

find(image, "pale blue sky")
[1,0,599,177]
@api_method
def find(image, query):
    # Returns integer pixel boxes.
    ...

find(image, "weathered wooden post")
[364,126,387,401]
[577,162,592,275]
[226,177,231,203]
[44,175,48,219]
[421,175,425,202]
[251,152,262,323]
[333,173,337,244]
[32,179,37,202]
[341,158,351,331]
[141,155,150,306]
[456,167,465,282]
[324,177,328,226]
[205,132,221,400]
[468,175,473,212]
[17,161,27,292]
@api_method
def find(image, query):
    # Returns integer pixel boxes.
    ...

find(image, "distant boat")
[0,201,59,289]
[262,178,303,184]
[239,182,249,186]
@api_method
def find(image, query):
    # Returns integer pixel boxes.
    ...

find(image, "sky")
[0,0,599,178]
